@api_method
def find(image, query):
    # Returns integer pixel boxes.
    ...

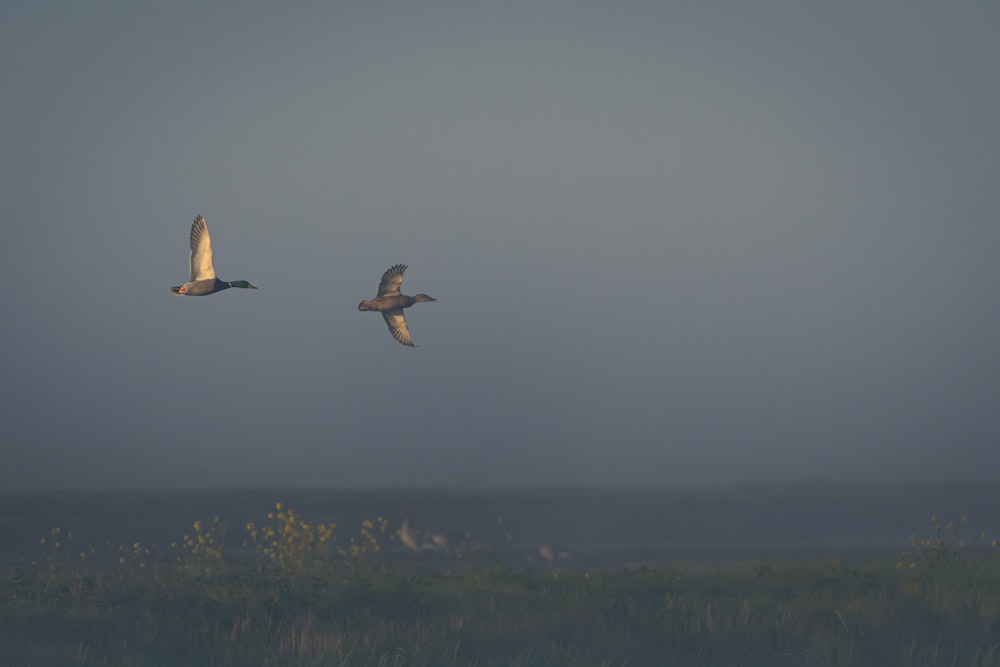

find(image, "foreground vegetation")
[3,506,1000,666]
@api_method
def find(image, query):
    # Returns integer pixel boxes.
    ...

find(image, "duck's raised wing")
[377,264,407,297]
[382,309,414,347]
[189,215,216,282]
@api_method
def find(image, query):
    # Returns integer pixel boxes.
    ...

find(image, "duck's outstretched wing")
[377,264,407,297]
[382,309,414,347]
[189,215,216,282]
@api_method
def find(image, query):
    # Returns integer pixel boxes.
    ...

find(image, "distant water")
[2,482,998,568]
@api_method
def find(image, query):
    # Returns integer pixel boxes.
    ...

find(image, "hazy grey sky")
[2,2,998,490]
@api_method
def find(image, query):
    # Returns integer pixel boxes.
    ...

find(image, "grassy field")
[3,499,1000,666]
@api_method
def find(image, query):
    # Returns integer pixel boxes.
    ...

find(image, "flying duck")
[358,264,436,346]
[170,215,257,296]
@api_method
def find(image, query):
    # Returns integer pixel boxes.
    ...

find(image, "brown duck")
[357,264,436,347]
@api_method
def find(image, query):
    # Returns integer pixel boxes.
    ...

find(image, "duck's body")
[399,509,459,559]
[170,215,257,296]
[527,543,573,566]
[172,277,253,296]
[430,530,468,559]
[358,264,436,346]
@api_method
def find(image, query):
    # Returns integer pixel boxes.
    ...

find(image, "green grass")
[4,559,1000,666]
[4,505,1000,666]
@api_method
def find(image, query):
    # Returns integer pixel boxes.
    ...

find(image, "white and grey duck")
[170,215,257,296]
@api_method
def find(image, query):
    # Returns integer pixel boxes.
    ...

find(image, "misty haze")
[3,3,998,494]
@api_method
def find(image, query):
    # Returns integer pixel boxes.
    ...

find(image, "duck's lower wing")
[382,309,414,347]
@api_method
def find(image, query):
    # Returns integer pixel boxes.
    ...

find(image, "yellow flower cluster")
[174,515,225,575]
[30,502,508,580]
[337,516,390,569]
[31,527,101,592]
[36,527,101,572]
[107,538,157,572]
[897,514,985,570]
[245,502,336,575]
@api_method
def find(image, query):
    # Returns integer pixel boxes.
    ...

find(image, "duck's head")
[229,280,258,289]
[413,294,437,303]
[358,300,373,311]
